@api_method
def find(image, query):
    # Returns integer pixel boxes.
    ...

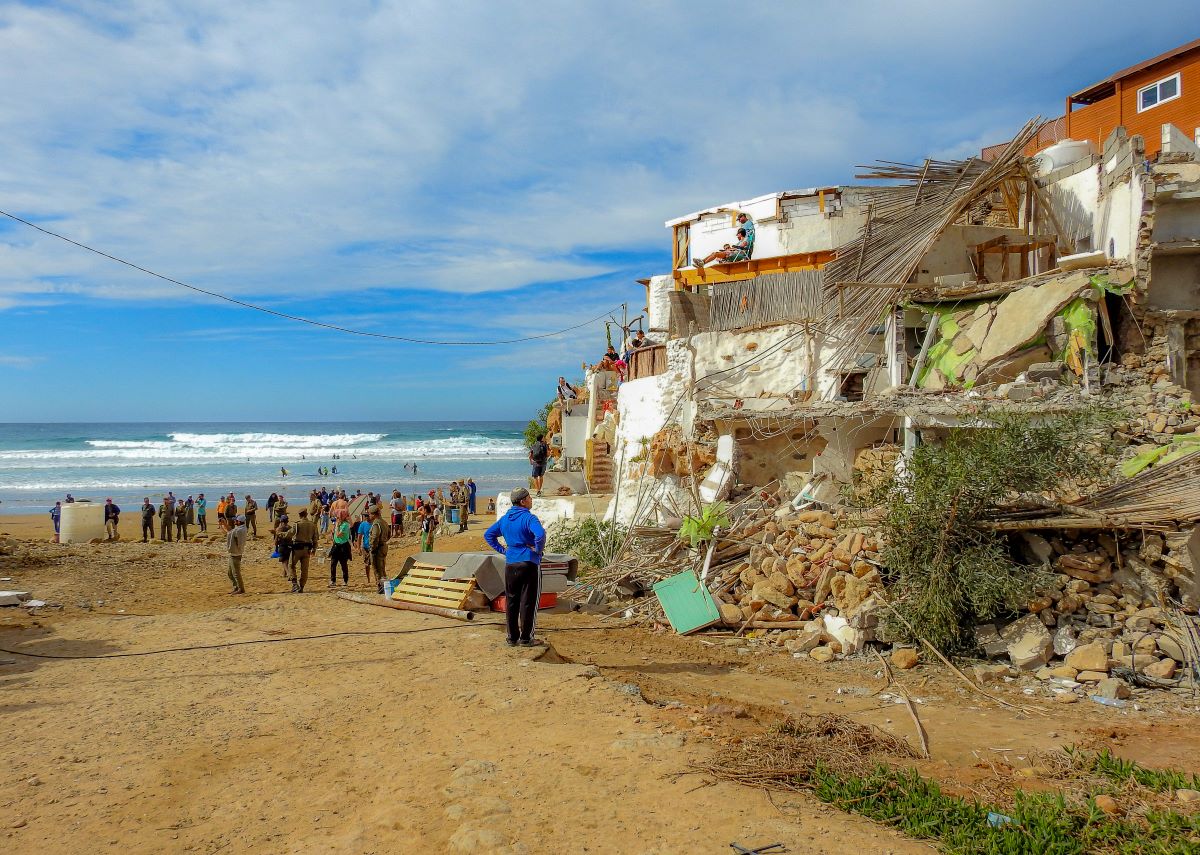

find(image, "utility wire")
[0,208,620,346]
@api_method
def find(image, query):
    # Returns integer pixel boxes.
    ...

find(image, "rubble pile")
[691,493,1199,696]
[974,528,1198,698]
[706,502,891,665]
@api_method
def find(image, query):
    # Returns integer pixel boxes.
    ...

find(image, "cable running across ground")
[0,622,611,660]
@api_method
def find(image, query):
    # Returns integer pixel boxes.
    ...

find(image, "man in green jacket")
[159,497,173,542]
[367,507,389,593]
[287,509,319,593]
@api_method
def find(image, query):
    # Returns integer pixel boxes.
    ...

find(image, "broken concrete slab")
[0,591,32,606]
[1002,614,1054,670]
[977,271,1091,365]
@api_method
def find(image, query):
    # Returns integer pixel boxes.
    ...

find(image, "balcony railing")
[627,344,667,380]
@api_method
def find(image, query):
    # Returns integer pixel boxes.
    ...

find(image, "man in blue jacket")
[484,487,547,647]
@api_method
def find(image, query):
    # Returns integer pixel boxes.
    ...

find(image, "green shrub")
[547,518,628,572]
[858,410,1115,654]
[523,400,554,449]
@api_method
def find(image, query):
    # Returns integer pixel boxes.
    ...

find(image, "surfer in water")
[281,467,289,478]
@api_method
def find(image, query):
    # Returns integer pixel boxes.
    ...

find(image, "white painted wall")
[1046,162,1145,262]
[646,273,673,333]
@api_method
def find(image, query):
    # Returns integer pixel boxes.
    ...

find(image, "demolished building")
[598,119,1199,528]
[530,109,1200,683]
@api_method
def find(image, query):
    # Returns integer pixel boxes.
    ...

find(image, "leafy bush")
[857,410,1115,654]
[547,518,628,572]
[678,501,732,548]
[523,400,554,449]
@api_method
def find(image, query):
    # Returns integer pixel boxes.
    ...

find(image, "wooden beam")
[673,249,835,288]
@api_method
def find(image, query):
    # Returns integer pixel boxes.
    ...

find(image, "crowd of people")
[47,474,555,649]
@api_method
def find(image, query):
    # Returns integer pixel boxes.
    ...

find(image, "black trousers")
[330,542,350,584]
[141,520,154,541]
[504,561,540,643]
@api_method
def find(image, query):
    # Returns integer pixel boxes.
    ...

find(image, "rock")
[751,582,795,611]
[823,613,864,654]
[975,623,1008,658]
[1055,693,1080,704]
[808,645,835,663]
[1019,532,1055,566]
[972,663,1011,683]
[1093,794,1123,816]
[785,628,823,654]
[767,572,795,597]
[1094,678,1131,700]
[1175,788,1200,805]
[1048,665,1079,679]
[1143,658,1177,679]
[891,648,919,670]
[718,603,743,627]
[1002,614,1054,670]
[830,569,880,617]
[1076,670,1108,682]
[1053,625,1078,656]
[1156,634,1186,662]
[1065,641,1109,673]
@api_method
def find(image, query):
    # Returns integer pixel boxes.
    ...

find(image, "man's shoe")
[505,639,518,647]
[290,582,299,593]
[519,638,545,647]
[692,257,704,268]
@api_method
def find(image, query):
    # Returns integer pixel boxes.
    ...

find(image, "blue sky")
[0,2,1196,421]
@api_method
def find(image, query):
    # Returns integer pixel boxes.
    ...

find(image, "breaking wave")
[2,431,525,467]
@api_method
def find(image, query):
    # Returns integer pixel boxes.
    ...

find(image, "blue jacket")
[485,505,546,565]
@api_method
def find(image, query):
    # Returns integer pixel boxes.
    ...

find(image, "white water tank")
[59,501,106,544]
[1031,139,1096,175]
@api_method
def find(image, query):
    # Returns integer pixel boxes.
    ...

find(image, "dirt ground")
[2,513,1199,854]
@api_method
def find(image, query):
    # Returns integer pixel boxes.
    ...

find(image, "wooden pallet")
[391,564,476,609]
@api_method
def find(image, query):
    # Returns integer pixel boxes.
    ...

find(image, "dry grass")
[693,713,922,792]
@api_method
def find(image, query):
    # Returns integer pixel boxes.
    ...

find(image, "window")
[1137,72,1181,112]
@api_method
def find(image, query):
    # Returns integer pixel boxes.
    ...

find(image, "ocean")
[0,421,529,515]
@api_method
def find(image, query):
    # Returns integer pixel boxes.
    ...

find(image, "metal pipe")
[335,590,475,621]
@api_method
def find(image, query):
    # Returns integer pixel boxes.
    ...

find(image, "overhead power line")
[0,208,621,346]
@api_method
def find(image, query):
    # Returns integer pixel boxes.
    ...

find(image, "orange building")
[1065,38,1200,157]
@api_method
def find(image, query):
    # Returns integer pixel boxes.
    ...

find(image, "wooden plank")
[394,591,467,607]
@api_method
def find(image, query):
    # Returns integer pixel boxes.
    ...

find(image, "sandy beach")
[3,512,1199,854]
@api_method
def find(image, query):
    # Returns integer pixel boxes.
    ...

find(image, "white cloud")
[0,354,43,368]
[0,0,1194,317]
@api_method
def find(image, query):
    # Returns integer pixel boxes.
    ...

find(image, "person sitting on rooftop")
[693,212,755,268]
[556,376,579,413]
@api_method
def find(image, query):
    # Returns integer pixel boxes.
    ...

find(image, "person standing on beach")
[196,493,207,532]
[367,507,389,593]
[244,495,258,538]
[389,490,405,538]
[529,434,549,497]
[159,496,173,542]
[266,493,277,523]
[287,509,318,593]
[419,493,438,552]
[484,487,547,647]
[185,496,195,531]
[104,498,120,541]
[467,478,477,515]
[175,501,189,541]
[50,501,62,541]
[226,515,247,594]
[329,510,351,587]
[224,494,238,530]
[140,497,155,542]
[216,496,228,532]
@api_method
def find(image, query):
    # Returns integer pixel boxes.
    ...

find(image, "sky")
[0,2,1197,422]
